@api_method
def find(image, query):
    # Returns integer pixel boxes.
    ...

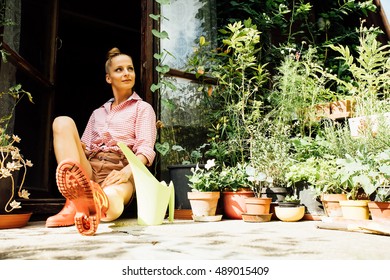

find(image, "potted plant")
[324,21,390,136]
[274,194,305,222]
[368,187,390,221]
[219,163,253,219]
[278,194,301,208]
[334,149,390,220]
[242,166,273,219]
[187,159,221,221]
[156,141,209,213]
[249,119,292,203]
[367,149,390,221]
[0,84,33,229]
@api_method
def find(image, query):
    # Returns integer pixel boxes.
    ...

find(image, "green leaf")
[149,14,160,21]
[150,83,161,92]
[156,65,170,74]
[155,142,170,156]
[156,0,170,4]
[152,29,169,39]
[153,53,164,60]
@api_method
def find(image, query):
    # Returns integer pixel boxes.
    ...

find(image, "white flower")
[255,172,267,182]
[10,200,21,210]
[19,189,30,199]
[205,159,215,170]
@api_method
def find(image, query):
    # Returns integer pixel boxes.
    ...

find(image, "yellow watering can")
[117,142,175,225]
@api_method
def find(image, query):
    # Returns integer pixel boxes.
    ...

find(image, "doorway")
[13,0,146,208]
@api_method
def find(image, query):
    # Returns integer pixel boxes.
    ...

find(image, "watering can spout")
[117,142,175,225]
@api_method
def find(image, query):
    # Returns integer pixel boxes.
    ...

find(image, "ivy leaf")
[149,14,160,21]
[150,83,161,92]
[152,29,169,39]
[155,142,170,156]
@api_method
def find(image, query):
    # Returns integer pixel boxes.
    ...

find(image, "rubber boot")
[45,199,76,227]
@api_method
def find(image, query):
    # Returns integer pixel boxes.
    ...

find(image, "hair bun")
[107,47,121,59]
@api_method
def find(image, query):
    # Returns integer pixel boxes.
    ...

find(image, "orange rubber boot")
[56,160,109,236]
[45,199,76,227]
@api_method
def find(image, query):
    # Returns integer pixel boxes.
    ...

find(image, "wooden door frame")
[140,0,157,107]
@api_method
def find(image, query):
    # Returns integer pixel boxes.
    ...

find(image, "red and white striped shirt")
[81,92,157,166]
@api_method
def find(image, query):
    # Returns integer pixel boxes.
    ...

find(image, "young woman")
[46,48,157,236]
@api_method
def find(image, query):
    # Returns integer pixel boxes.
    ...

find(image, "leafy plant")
[325,20,390,117]
[334,149,390,200]
[155,142,208,165]
[188,19,269,167]
[248,118,293,188]
[219,163,250,192]
[245,165,273,198]
[187,159,220,192]
[1,13,34,213]
[268,45,339,137]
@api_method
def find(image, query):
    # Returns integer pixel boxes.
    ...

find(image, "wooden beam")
[1,42,53,88]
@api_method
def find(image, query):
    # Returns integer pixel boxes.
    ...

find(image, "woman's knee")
[52,116,76,134]
[102,187,125,221]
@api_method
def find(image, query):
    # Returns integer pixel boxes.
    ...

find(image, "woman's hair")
[105,47,132,73]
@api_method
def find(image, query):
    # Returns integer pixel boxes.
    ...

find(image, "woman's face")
[106,55,135,92]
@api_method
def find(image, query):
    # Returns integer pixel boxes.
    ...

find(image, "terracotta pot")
[321,193,347,217]
[368,201,390,221]
[188,191,220,217]
[244,197,272,215]
[339,200,370,220]
[0,212,32,229]
[222,190,254,219]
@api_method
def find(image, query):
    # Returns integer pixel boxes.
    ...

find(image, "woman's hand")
[101,169,131,188]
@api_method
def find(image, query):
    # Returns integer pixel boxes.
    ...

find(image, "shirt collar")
[103,92,142,111]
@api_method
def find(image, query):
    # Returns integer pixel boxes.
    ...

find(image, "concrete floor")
[1,217,390,280]
[1,217,389,260]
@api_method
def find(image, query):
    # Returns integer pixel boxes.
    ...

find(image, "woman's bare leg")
[52,116,92,177]
[101,180,134,221]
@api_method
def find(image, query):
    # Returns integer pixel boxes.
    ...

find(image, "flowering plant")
[219,163,250,192]
[245,166,273,198]
[187,159,220,192]
[0,84,33,212]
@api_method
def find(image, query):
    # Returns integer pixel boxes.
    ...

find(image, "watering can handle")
[168,185,175,222]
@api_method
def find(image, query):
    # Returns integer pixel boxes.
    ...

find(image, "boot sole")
[56,160,100,236]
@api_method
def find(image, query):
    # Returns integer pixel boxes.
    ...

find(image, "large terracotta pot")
[244,197,272,215]
[368,201,390,221]
[222,190,254,219]
[339,200,370,220]
[188,191,220,217]
[321,193,347,217]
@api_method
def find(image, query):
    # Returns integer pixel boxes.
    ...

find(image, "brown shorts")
[86,151,135,207]
[86,151,129,185]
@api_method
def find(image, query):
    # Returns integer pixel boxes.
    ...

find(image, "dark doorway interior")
[15,0,141,202]
[56,1,142,131]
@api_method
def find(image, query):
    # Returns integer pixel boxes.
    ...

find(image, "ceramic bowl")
[275,206,305,222]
